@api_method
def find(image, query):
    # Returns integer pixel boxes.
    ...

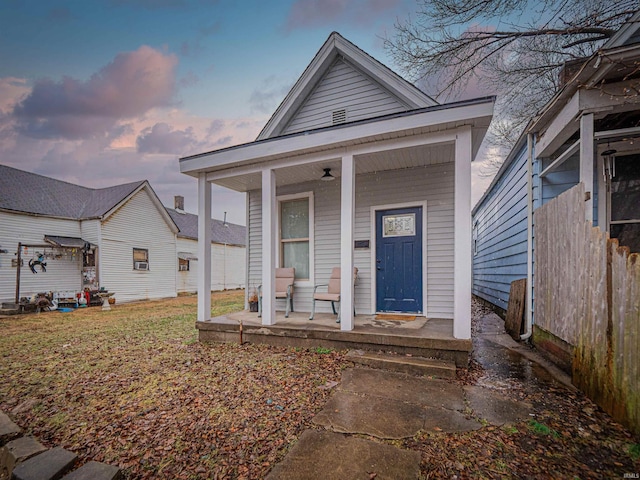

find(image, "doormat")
[375,314,416,321]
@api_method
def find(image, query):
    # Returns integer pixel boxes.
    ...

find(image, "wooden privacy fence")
[535,182,640,434]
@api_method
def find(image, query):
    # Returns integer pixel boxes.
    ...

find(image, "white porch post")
[454,127,472,340]
[580,113,594,222]
[261,168,277,325]
[340,154,355,331]
[197,173,212,322]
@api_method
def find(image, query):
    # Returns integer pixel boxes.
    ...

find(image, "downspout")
[521,132,534,341]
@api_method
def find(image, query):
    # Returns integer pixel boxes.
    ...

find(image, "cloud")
[284,0,402,31]
[0,77,30,114]
[249,75,292,114]
[136,122,202,155]
[12,46,178,139]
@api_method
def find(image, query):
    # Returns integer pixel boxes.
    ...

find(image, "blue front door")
[375,207,423,313]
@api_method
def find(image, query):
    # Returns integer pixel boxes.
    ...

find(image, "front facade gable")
[101,182,179,234]
[180,33,494,339]
[100,187,177,302]
[257,32,436,140]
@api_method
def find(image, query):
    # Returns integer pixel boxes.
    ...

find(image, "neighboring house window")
[178,258,190,271]
[279,192,313,281]
[473,221,478,256]
[133,248,149,270]
[608,154,640,253]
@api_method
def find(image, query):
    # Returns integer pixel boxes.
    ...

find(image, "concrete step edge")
[347,350,457,378]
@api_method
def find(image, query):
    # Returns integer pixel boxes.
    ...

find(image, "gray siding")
[282,58,408,135]
[247,163,455,318]
[100,189,177,302]
[0,211,83,303]
[473,145,529,311]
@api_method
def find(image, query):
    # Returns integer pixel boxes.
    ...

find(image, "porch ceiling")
[212,142,456,192]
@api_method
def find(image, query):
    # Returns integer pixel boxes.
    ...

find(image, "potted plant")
[248,288,259,312]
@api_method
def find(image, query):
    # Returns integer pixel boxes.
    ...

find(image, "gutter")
[521,132,535,341]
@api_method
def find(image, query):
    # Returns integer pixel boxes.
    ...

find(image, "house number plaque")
[383,213,415,237]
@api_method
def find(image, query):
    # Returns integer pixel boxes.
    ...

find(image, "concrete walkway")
[267,311,571,480]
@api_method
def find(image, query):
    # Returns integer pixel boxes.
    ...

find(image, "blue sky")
[0,0,494,225]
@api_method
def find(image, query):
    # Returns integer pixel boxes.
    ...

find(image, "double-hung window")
[279,193,313,281]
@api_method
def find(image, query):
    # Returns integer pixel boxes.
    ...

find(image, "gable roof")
[166,208,246,247]
[257,32,437,140]
[0,164,177,233]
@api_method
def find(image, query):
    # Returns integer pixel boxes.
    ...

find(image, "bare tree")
[386,0,637,173]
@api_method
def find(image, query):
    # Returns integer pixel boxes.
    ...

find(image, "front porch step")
[347,350,457,378]
[197,318,471,367]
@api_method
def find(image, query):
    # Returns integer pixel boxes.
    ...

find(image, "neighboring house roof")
[0,164,178,232]
[530,11,640,136]
[257,31,437,140]
[166,208,246,247]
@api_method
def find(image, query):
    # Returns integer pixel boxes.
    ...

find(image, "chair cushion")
[314,292,340,302]
[275,268,295,294]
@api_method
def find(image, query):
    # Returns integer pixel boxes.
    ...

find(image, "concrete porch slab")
[197,310,471,367]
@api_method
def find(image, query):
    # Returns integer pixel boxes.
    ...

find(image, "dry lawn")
[0,291,345,479]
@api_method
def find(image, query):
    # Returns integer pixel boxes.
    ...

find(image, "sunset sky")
[0,0,496,225]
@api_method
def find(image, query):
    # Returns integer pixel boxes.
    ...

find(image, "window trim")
[277,191,314,286]
[178,257,190,272]
[133,248,149,271]
[473,220,478,256]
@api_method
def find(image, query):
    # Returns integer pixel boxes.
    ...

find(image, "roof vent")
[332,109,347,125]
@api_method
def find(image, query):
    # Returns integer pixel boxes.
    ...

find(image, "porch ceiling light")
[321,167,335,181]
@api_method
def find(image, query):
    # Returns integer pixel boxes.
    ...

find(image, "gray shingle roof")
[167,208,246,247]
[0,164,144,219]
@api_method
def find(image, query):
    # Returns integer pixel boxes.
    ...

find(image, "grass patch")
[314,346,333,354]
[528,419,559,438]
[628,443,640,460]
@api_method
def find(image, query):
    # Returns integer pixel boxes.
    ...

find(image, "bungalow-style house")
[472,11,640,433]
[167,196,246,293]
[180,32,494,340]
[0,164,247,306]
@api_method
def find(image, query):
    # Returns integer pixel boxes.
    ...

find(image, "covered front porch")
[180,97,494,343]
[197,310,471,367]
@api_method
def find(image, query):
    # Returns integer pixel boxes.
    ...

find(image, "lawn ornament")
[29,253,47,274]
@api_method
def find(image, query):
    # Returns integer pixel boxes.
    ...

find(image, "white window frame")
[178,258,190,272]
[473,220,478,256]
[133,248,149,271]
[277,191,314,286]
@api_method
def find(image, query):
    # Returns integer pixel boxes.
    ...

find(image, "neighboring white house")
[0,164,246,305]
[167,196,246,294]
[179,32,494,339]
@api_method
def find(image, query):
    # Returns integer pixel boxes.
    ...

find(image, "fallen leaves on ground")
[1,293,638,479]
[0,291,345,479]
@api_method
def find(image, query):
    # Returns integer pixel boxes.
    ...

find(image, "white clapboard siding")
[0,211,83,303]
[472,145,529,311]
[282,58,408,135]
[247,162,455,318]
[176,237,246,293]
[100,189,176,302]
[80,219,100,245]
